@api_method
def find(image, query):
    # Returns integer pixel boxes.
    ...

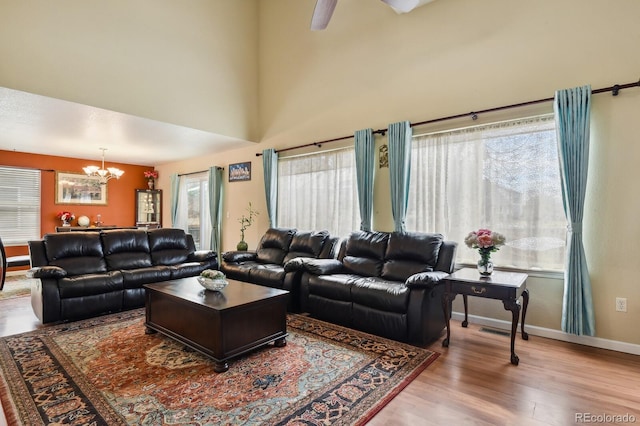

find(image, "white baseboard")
[451,311,640,356]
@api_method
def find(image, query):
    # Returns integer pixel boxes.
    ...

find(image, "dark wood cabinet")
[135,189,162,228]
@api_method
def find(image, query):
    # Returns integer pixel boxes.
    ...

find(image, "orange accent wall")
[1,149,153,263]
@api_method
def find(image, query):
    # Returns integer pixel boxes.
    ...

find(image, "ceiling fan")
[311,0,435,31]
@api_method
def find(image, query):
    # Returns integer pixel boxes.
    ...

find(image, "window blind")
[0,166,41,245]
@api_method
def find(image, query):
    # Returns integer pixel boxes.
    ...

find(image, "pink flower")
[144,170,158,179]
[477,234,494,248]
[464,228,506,250]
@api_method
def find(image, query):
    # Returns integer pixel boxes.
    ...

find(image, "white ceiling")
[0,87,255,166]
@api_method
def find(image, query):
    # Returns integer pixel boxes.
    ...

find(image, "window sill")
[454,263,564,280]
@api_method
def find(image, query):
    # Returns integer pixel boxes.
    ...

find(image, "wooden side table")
[442,268,529,365]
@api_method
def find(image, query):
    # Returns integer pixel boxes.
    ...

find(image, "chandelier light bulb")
[83,148,124,185]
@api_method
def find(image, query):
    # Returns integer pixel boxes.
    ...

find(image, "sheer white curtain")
[175,173,211,250]
[277,148,359,238]
[174,177,189,232]
[406,115,566,271]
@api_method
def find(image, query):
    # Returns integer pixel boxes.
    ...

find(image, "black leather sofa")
[220,228,339,311]
[28,228,217,323]
[288,230,457,345]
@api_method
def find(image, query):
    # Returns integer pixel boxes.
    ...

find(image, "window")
[0,166,41,245]
[406,115,566,271]
[175,173,210,250]
[277,148,359,238]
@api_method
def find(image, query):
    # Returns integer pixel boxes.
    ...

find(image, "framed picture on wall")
[55,171,108,205]
[229,162,251,182]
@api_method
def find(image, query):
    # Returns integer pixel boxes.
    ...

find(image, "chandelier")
[83,148,124,185]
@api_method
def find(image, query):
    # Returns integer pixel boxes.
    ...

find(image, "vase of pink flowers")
[464,228,506,276]
[144,170,158,189]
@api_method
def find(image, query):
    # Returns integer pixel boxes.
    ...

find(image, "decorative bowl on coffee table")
[197,276,229,291]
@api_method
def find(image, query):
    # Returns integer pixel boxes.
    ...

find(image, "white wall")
[3,0,638,346]
[158,0,640,345]
[0,0,259,141]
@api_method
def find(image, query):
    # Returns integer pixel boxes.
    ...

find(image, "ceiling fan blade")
[311,0,338,31]
[381,0,434,14]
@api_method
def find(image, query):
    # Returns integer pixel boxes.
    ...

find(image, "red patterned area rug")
[0,275,34,301]
[0,309,439,425]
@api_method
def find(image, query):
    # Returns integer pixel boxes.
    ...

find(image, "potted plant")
[237,202,259,251]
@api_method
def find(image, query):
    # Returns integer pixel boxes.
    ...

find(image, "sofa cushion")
[44,233,107,276]
[58,271,124,298]
[102,229,153,270]
[342,231,389,277]
[351,277,410,313]
[249,264,287,288]
[221,261,258,281]
[170,262,207,279]
[381,260,433,282]
[381,232,443,281]
[307,274,357,300]
[121,266,172,288]
[256,228,296,265]
[148,228,191,266]
[283,230,330,262]
[346,231,389,259]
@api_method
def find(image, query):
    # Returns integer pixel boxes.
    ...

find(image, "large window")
[0,167,41,245]
[175,173,210,250]
[277,148,359,238]
[406,115,566,271]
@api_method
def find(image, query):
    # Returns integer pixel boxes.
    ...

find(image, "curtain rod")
[255,78,640,157]
[178,167,223,177]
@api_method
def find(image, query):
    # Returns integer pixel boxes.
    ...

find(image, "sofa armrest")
[435,241,458,273]
[284,258,344,275]
[222,251,257,263]
[405,271,449,289]
[188,250,217,262]
[27,266,67,279]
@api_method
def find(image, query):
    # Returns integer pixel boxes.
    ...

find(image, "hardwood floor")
[1,295,639,425]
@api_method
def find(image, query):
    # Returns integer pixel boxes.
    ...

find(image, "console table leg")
[462,294,469,327]
[442,287,452,347]
[521,289,530,340]
[274,337,287,347]
[503,298,521,366]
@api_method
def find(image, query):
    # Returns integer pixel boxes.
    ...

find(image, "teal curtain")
[555,85,595,336]
[170,173,180,227]
[208,167,224,261]
[388,121,412,233]
[354,128,375,231]
[263,148,278,228]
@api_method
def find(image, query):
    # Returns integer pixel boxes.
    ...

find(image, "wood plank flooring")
[1,294,639,425]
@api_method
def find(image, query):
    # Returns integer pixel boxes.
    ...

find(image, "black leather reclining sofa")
[28,228,217,323]
[220,228,340,311]
[288,230,457,345]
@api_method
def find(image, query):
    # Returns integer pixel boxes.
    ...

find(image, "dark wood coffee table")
[144,277,289,372]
